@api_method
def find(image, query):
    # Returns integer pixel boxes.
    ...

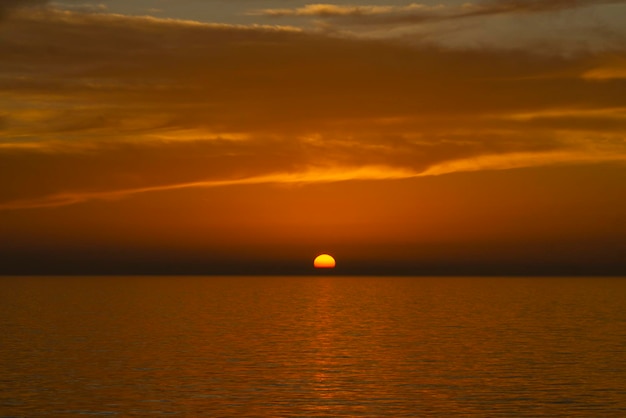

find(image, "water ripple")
[1,276,625,416]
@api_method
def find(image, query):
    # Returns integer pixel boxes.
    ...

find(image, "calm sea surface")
[1,276,625,417]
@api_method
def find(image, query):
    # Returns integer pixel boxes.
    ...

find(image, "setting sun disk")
[314,254,336,269]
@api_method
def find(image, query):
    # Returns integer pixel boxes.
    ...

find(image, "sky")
[1,0,625,275]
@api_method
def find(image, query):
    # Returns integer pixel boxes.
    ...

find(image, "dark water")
[1,276,625,417]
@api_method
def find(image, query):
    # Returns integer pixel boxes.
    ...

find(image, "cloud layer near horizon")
[1,7,626,209]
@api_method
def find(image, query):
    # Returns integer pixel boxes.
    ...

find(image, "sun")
[314,254,336,269]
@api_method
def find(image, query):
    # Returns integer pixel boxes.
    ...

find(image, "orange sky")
[1,1,625,275]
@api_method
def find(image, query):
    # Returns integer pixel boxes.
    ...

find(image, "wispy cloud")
[255,0,626,22]
[0,164,421,210]
[1,7,625,210]
[583,57,626,80]
[253,0,626,51]
[254,3,443,18]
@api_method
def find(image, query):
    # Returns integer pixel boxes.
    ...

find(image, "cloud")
[255,0,626,22]
[253,1,626,51]
[0,162,420,210]
[422,149,626,177]
[2,129,624,210]
[255,3,443,18]
[583,57,626,80]
[0,0,49,20]
[450,0,626,51]
[455,0,626,19]
[1,9,625,210]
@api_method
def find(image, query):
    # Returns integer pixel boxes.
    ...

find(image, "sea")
[1,276,625,417]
